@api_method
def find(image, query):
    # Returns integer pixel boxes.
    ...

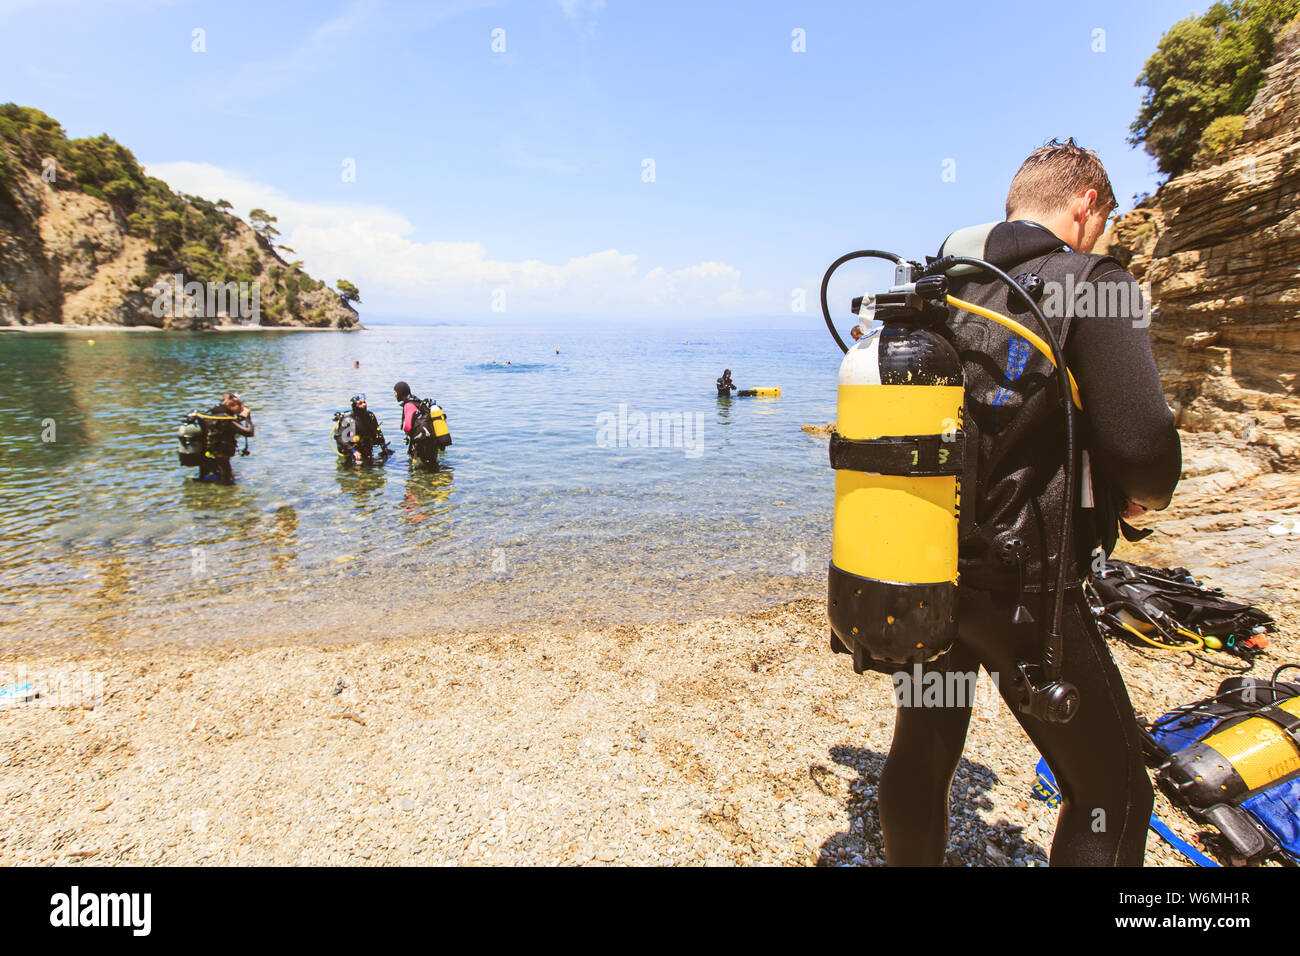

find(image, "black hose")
[818,250,905,354]
[925,254,1076,684]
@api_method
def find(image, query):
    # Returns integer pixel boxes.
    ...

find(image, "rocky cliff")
[1103,23,1300,466]
[0,106,359,330]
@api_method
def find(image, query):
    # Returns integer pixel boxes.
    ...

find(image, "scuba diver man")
[872,140,1182,866]
[338,394,390,464]
[717,369,736,396]
[197,392,254,483]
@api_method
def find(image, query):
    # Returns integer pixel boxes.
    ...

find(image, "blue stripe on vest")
[988,335,1032,435]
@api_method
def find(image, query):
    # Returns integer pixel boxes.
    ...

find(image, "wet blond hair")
[1006,138,1116,220]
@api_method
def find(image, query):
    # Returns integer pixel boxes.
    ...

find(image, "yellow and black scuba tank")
[820,249,1082,724]
[427,402,452,448]
[737,387,781,397]
[1146,670,1300,862]
[406,397,449,467]
[825,260,964,672]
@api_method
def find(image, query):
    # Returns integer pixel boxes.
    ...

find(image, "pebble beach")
[3,434,1297,867]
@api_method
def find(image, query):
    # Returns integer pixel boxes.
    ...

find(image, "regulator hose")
[819,249,906,354]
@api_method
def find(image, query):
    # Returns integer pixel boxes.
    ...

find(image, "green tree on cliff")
[1130,0,1300,177]
[248,208,280,244]
[336,279,361,306]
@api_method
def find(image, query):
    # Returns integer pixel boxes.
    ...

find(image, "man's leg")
[878,641,981,866]
[959,587,1153,866]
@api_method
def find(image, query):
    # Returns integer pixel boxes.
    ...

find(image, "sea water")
[0,322,841,649]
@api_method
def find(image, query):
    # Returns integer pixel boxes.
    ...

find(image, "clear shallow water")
[0,323,843,651]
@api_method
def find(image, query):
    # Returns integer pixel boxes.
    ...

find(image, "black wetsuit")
[400,397,441,468]
[878,221,1181,866]
[717,373,736,397]
[351,407,381,461]
[198,403,253,483]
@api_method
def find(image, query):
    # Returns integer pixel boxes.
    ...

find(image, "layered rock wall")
[1104,23,1300,464]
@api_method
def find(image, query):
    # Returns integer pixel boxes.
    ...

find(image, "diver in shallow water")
[336,394,391,464]
[196,392,254,483]
[716,369,736,397]
[394,380,452,468]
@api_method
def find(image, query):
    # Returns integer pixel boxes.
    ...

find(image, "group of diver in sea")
[176,380,452,484]
[180,365,759,486]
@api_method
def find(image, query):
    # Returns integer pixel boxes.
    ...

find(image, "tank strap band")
[1252,706,1300,747]
[829,431,965,477]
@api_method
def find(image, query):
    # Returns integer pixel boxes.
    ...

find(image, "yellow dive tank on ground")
[827,315,965,672]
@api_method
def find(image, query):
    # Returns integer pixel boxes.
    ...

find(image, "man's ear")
[1079,188,1099,220]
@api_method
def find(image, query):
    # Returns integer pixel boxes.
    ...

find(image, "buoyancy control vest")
[940,221,1136,595]
[200,404,242,459]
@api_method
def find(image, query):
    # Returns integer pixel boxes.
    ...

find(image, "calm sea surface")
[0,322,844,650]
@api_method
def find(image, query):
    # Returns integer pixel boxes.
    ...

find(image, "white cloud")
[144,161,776,318]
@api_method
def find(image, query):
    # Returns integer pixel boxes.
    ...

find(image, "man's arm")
[1066,267,1181,511]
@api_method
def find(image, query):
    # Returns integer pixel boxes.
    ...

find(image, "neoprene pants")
[878,586,1153,866]
[198,457,234,483]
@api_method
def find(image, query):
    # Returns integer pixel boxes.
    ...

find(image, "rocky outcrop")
[0,110,359,330]
[1102,22,1300,466]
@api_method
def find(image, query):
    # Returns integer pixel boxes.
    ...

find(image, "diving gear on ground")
[1087,559,1275,660]
[1144,668,1300,863]
[821,246,1080,722]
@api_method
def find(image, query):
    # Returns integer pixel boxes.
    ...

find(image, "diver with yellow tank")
[393,380,452,469]
[820,140,1181,866]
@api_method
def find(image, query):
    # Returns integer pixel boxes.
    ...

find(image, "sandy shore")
[3,435,1297,867]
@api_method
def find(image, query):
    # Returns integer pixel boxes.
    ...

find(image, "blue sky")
[1,0,1204,321]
